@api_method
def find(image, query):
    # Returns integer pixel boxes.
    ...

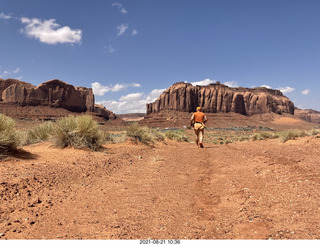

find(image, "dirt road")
[1,136,320,239]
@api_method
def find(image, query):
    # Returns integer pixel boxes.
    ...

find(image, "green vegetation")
[252,131,277,141]
[277,129,307,143]
[0,114,18,155]
[250,128,318,143]
[20,122,55,145]
[164,129,190,142]
[3,112,320,158]
[53,115,106,150]
[125,122,155,145]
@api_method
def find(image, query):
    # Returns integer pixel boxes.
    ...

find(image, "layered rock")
[146,82,294,116]
[294,108,320,124]
[1,78,94,113]
[94,104,116,120]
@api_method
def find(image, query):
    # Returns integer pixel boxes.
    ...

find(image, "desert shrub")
[105,132,127,144]
[53,115,106,150]
[0,114,18,154]
[150,128,165,142]
[20,122,55,145]
[125,122,153,145]
[224,139,233,144]
[252,131,277,141]
[164,130,190,142]
[238,135,250,142]
[278,129,307,143]
[309,128,320,136]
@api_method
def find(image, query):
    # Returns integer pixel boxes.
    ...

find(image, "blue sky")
[0,0,319,113]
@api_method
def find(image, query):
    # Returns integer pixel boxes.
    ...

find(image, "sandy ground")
[1,135,320,240]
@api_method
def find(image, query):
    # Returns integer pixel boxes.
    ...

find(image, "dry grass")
[0,114,18,156]
[164,130,190,142]
[125,123,154,145]
[19,122,55,146]
[53,115,106,150]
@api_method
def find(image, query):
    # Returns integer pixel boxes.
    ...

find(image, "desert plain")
[1,112,320,240]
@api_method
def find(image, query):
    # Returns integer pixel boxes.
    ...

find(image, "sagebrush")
[0,114,18,155]
[53,115,106,150]
[125,123,154,145]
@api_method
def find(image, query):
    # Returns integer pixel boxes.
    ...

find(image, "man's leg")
[194,129,199,146]
[199,129,204,148]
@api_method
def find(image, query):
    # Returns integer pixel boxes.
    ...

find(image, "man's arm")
[203,115,208,124]
[190,114,195,125]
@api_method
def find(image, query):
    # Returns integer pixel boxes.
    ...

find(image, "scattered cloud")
[0,67,21,79]
[189,78,238,87]
[190,78,216,86]
[13,67,20,73]
[260,85,272,89]
[301,89,310,95]
[112,2,127,14]
[92,82,141,96]
[117,23,128,36]
[223,81,239,88]
[20,17,82,45]
[0,12,12,20]
[119,92,143,102]
[277,86,295,94]
[132,29,138,36]
[107,45,115,53]
[97,88,166,114]
[15,76,23,80]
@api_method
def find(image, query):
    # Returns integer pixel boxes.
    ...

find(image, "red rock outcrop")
[1,78,94,113]
[294,108,320,124]
[94,104,116,120]
[146,82,294,116]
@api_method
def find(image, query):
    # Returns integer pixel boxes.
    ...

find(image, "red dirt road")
[1,136,320,239]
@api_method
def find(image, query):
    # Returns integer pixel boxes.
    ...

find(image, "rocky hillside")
[295,108,320,124]
[0,78,115,120]
[146,82,294,116]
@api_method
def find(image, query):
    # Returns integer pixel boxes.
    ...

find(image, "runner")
[190,107,208,148]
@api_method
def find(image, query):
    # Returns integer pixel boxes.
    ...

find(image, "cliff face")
[294,108,320,124]
[146,82,294,116]
[1,78,94,113]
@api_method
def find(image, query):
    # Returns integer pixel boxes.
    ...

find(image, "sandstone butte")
[146,81,295,116]
[0,78,116,120]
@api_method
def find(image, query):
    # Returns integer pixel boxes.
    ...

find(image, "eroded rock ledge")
[146,82,294,116]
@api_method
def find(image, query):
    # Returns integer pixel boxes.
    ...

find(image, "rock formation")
[294,108,320,124]
[94,104,116,120]
[146,82,294,116]
[0,78,116,120]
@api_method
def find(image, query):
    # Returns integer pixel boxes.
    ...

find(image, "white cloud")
[132,29,138,36]
[97,88,166,114]
[190,78,216,86]
[112,2,127,14]
[92,82,141,96]
[277,86,295,94]
[108,45,115,53]
[119,92,143,102]
[117,24,128,36]
[189,78,238,87]
[20,17,82,45]
[260,85,272,89]
[0,67,21,78]
[223,81,238,88]
[0,12,12,20]
[15,76,23,80]
[301,89,310,95]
